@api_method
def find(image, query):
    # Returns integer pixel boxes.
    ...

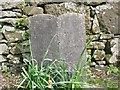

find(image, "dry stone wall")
[0,0,119,72]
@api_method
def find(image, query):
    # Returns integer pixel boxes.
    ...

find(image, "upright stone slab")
[29,14,59,65]
[57,13,86,69]
[29,13,86,69]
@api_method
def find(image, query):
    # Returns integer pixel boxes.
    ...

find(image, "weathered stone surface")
[94,50,105,60]
[58,14,86,68]
[45,2,84,15]
[109,38,119,63]
[23,6,43,15]
[3,31,23,42]
[100,34,114,40]
[0,39,8,43]
[109,54,118,63]
[97,61,106,65]
[111,38,119,54]
[0,24,2,29]
[0,32,3,40]
[90,62,96,66]
[85,6,92,34]
[29,13,86,69]
[22,40,29,46]
[0,2,24,9]
[84,1,105,6]
[0,11,22,18]
[2,25,15,32]
[88,42,105,49]
[87,49,92,55]
[0,6,2,11]
[87,34,100,41]
[7,54,20,64]
[92,15,100,34]
[10,46,21,55]
[118,37,120,60]
[10,44,30,54]
[96,3,120,34]
[0,44,8,54]
[29,14,58,65]
[105,54,112,61]
[0,55,6,62]
[0,18,18,25]
[22,53,31,60]
[30,0,120,2]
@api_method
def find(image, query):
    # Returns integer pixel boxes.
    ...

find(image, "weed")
[15,15,28,30]
[16,35,94,89]
[1,64,11,78]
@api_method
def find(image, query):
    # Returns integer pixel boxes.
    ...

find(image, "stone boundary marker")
[29,13,86,69]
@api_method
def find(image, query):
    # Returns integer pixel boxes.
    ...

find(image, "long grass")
[16,35,94,90]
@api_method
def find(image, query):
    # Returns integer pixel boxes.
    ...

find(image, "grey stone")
[45,2,84,16]
[0,11,22,18]
[105,54,112,61]
[2,25,15,32]
[97,61,106,65]
[0,24,2,29]
[7,54,20,64]
[29,13,86,69]
[96,3,120,34]
[0,6,2,11]
[20,0,120,2]
[92,15,100,34]
[87,34,100,41]
[100,34,114,40]
[84,1,105,6]
[109,54,118,63]
[87,49,92,55]
[94,50,105,60]
[0,55,6,62]
[118,37,120,67]
[0,32,3,40]
[0,39,8,43]
[3,31,23,42]
[22,40,30,46]
[88,42,105,49]
[109,38,119,63]
[0,44,9,54]
[1,2,24,9]
[23,6,43,15]
[0,18,18,25]
[10,43,30,54]
[85,6,92,34]
[10,46,21,55]
[111,38,119,55]
[29,14,58,66]
[22,53,31,60]
[12,9,22,13]
[90,62,96,66]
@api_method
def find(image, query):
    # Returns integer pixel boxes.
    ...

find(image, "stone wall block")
[0,11,22,18]
[0,32,4,40]
[23,6,43,15]
[92,15,100,34]
[10,46,21,55]
[94,50,105,60]
[0,44,9,54]
[3,31,24,42]
[45,2,84,15]
[88,42,105,49]
[96,3,119,34]
[0,55,7,62]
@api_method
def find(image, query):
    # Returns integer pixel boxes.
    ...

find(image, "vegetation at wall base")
[16,36,94,90]
[16,35,119,90]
